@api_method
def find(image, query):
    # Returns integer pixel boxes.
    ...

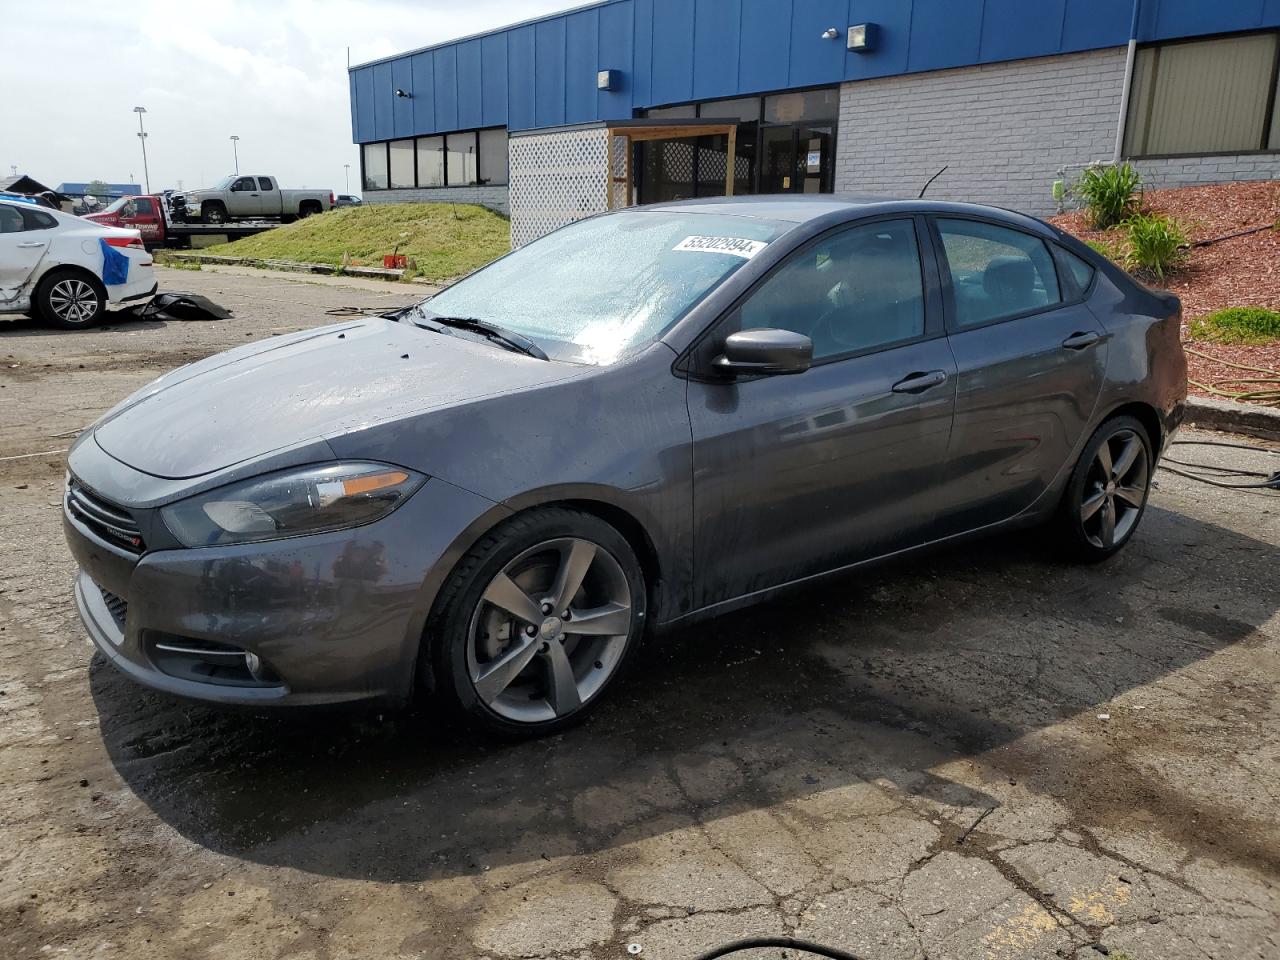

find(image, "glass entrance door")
[758,124,834,194]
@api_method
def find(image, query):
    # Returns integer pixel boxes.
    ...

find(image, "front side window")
[389,139,415,189]
[739,219,925,360]
[232,177,256,192]
[419,211,790,364]
[1125,32,1280,156]
[937,219,1062,330]
[363,143,388,190]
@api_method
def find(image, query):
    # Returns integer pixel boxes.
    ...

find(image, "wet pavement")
[1,266,1277,960]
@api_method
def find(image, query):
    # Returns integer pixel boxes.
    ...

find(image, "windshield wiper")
[414,311,549,361]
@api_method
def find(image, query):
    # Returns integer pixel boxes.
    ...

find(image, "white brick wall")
[364,185,509,216]
[836,48,1127,216]
[835,48,1280,217]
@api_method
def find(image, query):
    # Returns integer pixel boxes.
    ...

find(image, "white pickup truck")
[178,176,334,224]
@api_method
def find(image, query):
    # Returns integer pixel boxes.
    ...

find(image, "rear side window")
[133,198,155,216]
[937,219,1062,330]
[1060,248,1096,295]
[0,206,25,233]
[258,178,274,191]
[22,208,57,230]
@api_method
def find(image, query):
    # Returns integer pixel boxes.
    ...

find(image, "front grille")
[66,479,146,554]
[99,587,128,630]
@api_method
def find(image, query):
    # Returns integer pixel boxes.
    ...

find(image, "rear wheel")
[36,270,106,330]
[429,508,646,738]
[1058,416,1153,561]
[298,202,321,219]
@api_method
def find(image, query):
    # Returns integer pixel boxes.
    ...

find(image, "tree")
[85,179,110,201]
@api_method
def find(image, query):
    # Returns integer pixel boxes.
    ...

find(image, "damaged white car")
[0,196,156,329]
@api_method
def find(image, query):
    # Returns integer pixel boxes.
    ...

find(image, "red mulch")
[1051,180,1280,407]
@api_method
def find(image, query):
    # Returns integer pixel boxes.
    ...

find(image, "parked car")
[335,194,362,207]
[64,196,1186,736]
[0,196,155,329]
[179,175,333,224]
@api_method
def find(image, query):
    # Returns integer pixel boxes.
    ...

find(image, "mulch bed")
[1051,180,1280,406]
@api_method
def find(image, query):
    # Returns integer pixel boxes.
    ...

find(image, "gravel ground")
[1,266,1278,960]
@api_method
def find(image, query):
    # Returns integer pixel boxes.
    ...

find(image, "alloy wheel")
[48,278,100,324]
[1079,428,1150,550]
[466,537,632,723]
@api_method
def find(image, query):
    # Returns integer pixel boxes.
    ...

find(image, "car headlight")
[161,462,425,547]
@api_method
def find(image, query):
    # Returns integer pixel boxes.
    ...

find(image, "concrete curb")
[163,253,437,284]
[1185,395,1280,442]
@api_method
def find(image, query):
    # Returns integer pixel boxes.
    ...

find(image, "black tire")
[1057,415,1154,562]
[298,202,321,219]
[35,269,106,330]
[202,202,227,224]
[427,507,647,738]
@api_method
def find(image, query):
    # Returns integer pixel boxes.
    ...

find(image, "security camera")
[395,88,412,98]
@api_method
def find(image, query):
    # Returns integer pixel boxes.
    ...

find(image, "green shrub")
[1124,213,1187,281]
[1074,163,1143,229]
[1188,307,1280,345]
[1086,237,1123,263]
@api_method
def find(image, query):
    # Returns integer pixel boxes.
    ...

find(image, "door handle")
[891,370,949,394]
[1062,331,1102,350]
[16,241,45,248]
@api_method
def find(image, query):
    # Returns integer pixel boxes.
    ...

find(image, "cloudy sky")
[3,0,571,195]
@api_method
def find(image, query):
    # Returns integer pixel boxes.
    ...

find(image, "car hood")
[92,317,579,479]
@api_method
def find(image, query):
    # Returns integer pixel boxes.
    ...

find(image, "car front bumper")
[65,471,502,708]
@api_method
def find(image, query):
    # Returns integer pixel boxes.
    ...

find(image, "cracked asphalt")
[1,266,1278,960]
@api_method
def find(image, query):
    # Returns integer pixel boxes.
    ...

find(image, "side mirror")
[713,329,813,376]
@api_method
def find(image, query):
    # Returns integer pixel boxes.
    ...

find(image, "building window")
[417,136,445,187]
[363,143,388,190]
[1125,31,1280,157]
[479,127,509,184]
[446,131,478,185]
[389,139,415,189]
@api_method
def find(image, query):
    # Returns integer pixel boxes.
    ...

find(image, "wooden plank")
[725,124,737,197]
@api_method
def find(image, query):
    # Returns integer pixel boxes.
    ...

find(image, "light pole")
[343,163,350,193]
[133,107,151,193]
[230,135,240,174]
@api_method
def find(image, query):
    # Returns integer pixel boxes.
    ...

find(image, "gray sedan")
[63,196,1187,736]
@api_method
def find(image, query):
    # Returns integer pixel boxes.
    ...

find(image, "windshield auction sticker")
[673,236,768,259]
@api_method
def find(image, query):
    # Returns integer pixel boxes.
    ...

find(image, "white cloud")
[3,0,572,194]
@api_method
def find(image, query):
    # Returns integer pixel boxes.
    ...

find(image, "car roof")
[641,193,1054,237]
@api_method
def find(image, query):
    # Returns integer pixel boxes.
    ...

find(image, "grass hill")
[201,202,510,282]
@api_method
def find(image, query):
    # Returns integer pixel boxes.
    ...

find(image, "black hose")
[689,938,866,960]
[1159,438,1280,490]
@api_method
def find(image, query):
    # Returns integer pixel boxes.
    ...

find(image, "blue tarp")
[99,238,130,286]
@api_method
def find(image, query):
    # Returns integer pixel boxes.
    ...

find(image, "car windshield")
[102,197,131,213]
[417,210,791,364]
[213,176,234,189]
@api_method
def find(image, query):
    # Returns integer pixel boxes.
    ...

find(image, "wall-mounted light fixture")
[847,23,878,52]
[821,27,839,39]
[597,69,620,91]
[395,88,412,98]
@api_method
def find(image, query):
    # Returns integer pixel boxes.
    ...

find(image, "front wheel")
[202,202,227,224]
[1058,416,1153,562]
[429,508,646,738]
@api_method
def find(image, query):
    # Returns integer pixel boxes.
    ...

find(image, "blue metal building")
[348,0,1280,242]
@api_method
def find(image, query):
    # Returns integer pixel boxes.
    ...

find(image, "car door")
[686,216,957,609]
[228,177,261,217]
[0,205,51,302]
[116,198,161,243]
[257,177,283,216]
[926,216,1109,536]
